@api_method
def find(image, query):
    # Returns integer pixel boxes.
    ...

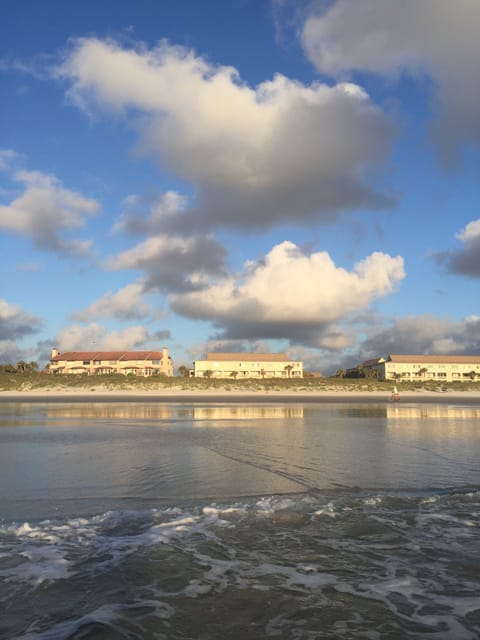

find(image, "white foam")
[313,500,337,518]
[0,545,71,586]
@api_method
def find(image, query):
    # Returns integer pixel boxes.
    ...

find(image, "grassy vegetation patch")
[0,373,479,393]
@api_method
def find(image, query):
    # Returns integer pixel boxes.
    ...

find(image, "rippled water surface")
[1,401,479,639]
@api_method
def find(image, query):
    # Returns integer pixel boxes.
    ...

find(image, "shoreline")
[1,388,480,404]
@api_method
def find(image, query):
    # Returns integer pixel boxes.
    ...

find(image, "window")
[152,359,160,365]
[83,360,90,365]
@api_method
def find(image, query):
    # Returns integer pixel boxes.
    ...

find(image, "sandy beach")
[1,387,480,404]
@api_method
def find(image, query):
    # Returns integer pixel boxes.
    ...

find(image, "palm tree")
[203,370,213,379]
[229,371,238,379]
[284,364,294,378]
[260,368,266,379]
[418,367,428,380]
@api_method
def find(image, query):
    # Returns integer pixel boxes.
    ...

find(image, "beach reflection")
[44,404,303,423]
[44,404,174,420]
[385,404,480,441]
[193,406,303,421]
[339,404,480,420]
[385,404,480,420]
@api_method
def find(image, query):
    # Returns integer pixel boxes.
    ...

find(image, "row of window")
[388,371,475,378]
[210,362,299,368]
[388,364,480,370]
[67,359,162,366]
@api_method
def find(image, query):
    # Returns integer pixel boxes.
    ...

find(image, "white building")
[49,347,174,377]
[362,354,480,382]
[192,352,303,379]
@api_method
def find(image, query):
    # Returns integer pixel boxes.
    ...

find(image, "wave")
[1,487,480,639]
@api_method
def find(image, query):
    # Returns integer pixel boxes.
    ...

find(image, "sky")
[1,0,480,374]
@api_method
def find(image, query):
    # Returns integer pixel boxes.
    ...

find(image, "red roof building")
[49,347,173,377]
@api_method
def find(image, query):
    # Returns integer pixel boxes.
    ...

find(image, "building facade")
[362,354,480,382]
[192,352,303,379]
[49,347,173,377]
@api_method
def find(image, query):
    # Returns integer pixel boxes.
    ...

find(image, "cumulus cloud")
[55,323,167,352]
[0,340,24,364]
[302,0,480,164]
[434,218,480,277]
[72,283,152,321]
[0,161,99,255]
[0,298,43,341]
[107,233,227,293]
[360,314,480,358]
[170,241,405,347]
[113,191,188,235]
[56,37,396,231]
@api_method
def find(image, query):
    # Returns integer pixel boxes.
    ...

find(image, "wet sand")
[1,388,480,404]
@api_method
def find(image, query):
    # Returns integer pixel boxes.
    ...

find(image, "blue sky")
[1,0,480,373]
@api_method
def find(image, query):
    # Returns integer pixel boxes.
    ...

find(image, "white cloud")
[57,37,396,230]
[456,219,480,243]
[72,283,151,321]
[360,314,480,358]
[107,232,227,292]
[435,217,480,277]
[302,0,480,163]
[0,340,24,364]
[55,323,155,351]
[0,164,99,255]
[171,241,405,346]
[113,190,187,235]
[0,298,43,341]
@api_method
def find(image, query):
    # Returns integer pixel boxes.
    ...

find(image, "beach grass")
[1,372,479,394]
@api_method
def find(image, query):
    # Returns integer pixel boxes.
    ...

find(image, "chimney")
[51,347,59,359]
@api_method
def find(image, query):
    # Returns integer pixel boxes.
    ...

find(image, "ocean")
[0,400,479,639]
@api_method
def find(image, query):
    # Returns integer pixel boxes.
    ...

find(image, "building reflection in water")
[41,404,304,424]
[193,406,304,421]
[339,404,479,421]
[386,405,480,420]
[385,404,480,441]
[45,404,174,421]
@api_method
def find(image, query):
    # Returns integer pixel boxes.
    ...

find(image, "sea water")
[0,401,479,639]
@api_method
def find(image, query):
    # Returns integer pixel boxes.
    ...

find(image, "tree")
[0,363,16,373]
[16,360,28,373]
[229,371,238,379]
[260,368,266,379]
[417,367,428,380]
[468,370,477,381]
[203,370,213,378]
[178,365,189,377]
[335,369,346,379]
[284,364,294,378]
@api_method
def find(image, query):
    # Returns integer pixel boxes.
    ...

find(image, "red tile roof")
[387,354,480,364]
[51,351,166,362]
[205,352,289,362]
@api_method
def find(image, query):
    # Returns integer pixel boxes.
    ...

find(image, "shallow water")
[1,401,479,639]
